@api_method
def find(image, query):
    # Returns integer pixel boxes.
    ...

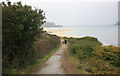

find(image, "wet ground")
[35,44,67,74]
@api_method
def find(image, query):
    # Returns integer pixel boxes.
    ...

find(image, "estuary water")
[44,25,118,46]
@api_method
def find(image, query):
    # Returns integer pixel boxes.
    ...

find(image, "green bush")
[68,36,102,60]
[93,45,120,67]
[34,34,61,58]
[67,36,119,74]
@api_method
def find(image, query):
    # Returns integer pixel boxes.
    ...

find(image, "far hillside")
[41,22,62,27]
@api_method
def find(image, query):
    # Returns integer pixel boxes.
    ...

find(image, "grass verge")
[62,46,78,74]
[66,49,90,74]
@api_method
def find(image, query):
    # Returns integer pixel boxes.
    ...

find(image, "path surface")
[36,44,67,74]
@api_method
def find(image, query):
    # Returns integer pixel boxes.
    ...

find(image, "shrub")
[67,36,119,74]
[93,45,120,67]
[34,34,61,58]
[68,36,102,60]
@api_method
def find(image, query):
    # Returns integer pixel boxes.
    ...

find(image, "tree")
[2,1,46,68]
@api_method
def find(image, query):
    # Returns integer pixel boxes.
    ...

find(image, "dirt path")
[35,44,67,74]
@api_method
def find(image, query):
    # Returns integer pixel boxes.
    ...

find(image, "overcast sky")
[0,0,119,26]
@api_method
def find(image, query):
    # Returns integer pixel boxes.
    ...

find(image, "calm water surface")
[44,25,118,46]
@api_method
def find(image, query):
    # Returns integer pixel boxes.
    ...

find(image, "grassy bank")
[66,36,119,74]
[3,34,61,74]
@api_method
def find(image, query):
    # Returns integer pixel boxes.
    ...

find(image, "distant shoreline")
[44,28,77,38]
